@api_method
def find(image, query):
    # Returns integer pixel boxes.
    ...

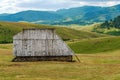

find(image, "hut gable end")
[13,28,74,62]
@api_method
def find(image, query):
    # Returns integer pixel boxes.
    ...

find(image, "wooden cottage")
[13,28,74,62]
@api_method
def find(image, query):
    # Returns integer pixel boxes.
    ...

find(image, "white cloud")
[0,0,120,13]
[0,0,22,13]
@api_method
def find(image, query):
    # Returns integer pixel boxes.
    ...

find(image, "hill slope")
[0,21,107,43]
[68,37,120,54]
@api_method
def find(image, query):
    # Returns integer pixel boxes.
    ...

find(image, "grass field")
[68,36,120,54]
[0,22,120,80]
[0,36,120,80]
[0,47,120,80]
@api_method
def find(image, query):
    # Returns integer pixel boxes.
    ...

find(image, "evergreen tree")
[99,15,120,29]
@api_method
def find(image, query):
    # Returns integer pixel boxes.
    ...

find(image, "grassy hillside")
[1,36,120,54]
[0,44,120,80]
[0,21,107,43]
[93,27,120,36]
[68,36,120,54]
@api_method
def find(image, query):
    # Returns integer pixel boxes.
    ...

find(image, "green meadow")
[0,22,120,80]
[0,36,120,80]
[68,36,120,54]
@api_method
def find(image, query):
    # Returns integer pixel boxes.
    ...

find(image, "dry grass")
[0,44,12,49]
[0,47,120,80]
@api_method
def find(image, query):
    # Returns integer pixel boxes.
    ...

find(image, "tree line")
[99,15,120,29]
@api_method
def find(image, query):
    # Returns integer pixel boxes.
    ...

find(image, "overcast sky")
[0,0,120,13]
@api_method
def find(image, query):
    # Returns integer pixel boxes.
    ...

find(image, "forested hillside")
[93,15,120,36]
[98,16,120,29]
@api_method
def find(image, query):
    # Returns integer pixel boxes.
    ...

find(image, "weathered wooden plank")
[13,29,74,57]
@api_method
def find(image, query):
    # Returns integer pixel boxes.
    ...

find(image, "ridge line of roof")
[23,28,55,30]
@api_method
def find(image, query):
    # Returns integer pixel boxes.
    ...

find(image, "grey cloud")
[0,0,120,13]
[16,0,120,11]
[16,0,77,10]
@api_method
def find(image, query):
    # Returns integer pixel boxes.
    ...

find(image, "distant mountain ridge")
[55,4,120,25]
[0,4,120,25]
[0,10,64,22]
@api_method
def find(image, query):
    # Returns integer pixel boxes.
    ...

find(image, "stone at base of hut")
[12,56,73,62]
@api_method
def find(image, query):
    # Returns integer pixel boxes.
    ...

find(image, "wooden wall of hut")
[13,28,74,62]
